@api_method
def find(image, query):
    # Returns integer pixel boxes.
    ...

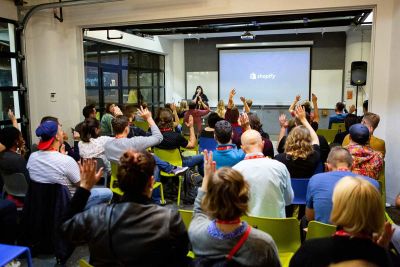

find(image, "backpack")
[183,169,203,204]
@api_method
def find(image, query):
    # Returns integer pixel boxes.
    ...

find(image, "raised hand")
[279,114,288,128]
[8,109,16,121]
[240,96,246,103]
[295,95,301,102]
[171,103,177,111]
[312,93,318,102]
[239,113,250,130]
[349,104,356,114]
[229,88,236,99]
[202,150,216,191]
[294,105,306,122]
[185,115,194,128]
[137,106,152,121]
[113,106,123,116]
[79,159,103,191]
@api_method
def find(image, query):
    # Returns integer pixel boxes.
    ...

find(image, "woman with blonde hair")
[188,151,280,266]
[216,99,226,119]
[178,100,188,118]
[290,176,395,267]
[275,106,320,178]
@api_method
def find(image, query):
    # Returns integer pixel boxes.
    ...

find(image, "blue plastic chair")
[291,178,309,205]
[198,137,217,152]
[0,244,33,267]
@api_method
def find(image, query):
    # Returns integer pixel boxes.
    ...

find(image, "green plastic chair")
[181,135,199,157]
[316,129,338,144]
[110,162,165,204]
[306,220,336,240]
[79,259,93,267]
[179,209,194,230]
[242,215,300,267]
[331,122,346,132]
[153,147,185,206]
[134,120,149,131]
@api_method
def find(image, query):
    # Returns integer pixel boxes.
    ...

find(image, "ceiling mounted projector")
[241,31,255,40]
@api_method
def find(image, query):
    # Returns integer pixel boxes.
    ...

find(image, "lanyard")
[244,154,265,160]
[216,145,234,151]
[334,230,371,239]
[160,128,173,132]
[216,218,241,225]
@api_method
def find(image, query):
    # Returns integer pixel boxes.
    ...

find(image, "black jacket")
[61,188,189,267]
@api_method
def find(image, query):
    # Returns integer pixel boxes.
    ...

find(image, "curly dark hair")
[117,150,155,195]
[80,118,100,143]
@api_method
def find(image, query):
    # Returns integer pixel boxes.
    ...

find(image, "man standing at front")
[233,130,293,218]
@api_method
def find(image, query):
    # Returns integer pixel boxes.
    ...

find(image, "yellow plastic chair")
[110,162,165,204]
[179,209,194,230]
[134,120,149,132]
[153,147,185,206]
[316,129,338,144]
[79,259,93,267]
[331,123,346,132]
[305,220,336,240]
[181,135,199,157]
[242,215,300,267]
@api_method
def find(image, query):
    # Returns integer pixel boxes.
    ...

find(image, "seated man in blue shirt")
[212,120,246,169]
[306,146,379,224]
[328,102,348,128]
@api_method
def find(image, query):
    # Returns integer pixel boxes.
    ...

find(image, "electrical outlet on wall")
[50,92,57,102]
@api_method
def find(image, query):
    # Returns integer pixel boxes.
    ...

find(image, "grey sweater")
[188,189,282,267]
[104,124,163,162]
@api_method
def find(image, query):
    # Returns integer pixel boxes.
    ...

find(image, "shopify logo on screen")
[249,72,276,80]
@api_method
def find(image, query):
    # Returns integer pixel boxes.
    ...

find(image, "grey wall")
[184,32,346,136]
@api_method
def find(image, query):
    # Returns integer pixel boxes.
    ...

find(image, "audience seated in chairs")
[342,112,386,157]
[328,102,351,129]
[61,154,189,267]
[290,176,395,267]
[225,89,243,147]
[27,120,112,209]
[199,112,223,139]
[332,113,358,146]
[345,124,384,180]
[188,150,281,267]
[306,147,379,224]
[233,129,293,218]
[248,112,274,158]
[78,117,113,174]
[212,120,246,169]
[124,104,149,138]
[156,109,204,176]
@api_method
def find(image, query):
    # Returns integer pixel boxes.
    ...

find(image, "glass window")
[0,91,20,120]
[127,69,138,87]
[153,72,158,86]
[84,40,98,64]
[103,70,119,87]
[159,72,165,87]
[139,52,152,69]
[123,88,139,104]
[104,88,119,104]
[139,89,152,103]
[159,56,165,70]
[85,66,98,86]
[85,88,99,107]
[0,57,17,87]
[152,87,159,103]
[0,23,15,53]
[139,72,152,87]
[159,87,165,103]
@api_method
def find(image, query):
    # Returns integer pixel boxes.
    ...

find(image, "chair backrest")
[179,209,194,230]
[2,173,28,197]
[316,129,338,144]
[331,123,346,132]
[242,215,300,253]
[198,137,217,152]
[306,220,336,240]
[134,121,149,131]
[291,178,309,205]
[110,162,123,196]
[79,259,93,267]
[153,147,183,167]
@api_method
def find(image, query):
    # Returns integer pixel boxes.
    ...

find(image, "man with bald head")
[233,129,293,218]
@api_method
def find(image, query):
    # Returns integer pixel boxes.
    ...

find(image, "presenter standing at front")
[192,86,209,109]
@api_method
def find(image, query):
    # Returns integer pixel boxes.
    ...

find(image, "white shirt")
[79,136,114,173]
[27,151,80,195]
[233,153,293,218]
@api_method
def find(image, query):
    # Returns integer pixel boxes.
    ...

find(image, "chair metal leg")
[159,183,165,205]
[177,175,184,206]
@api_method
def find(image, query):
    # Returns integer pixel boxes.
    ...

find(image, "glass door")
[100,67,121,111]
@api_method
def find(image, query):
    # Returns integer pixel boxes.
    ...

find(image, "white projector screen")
[219,47,311,106]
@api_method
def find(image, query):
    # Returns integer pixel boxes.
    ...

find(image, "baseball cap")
[349,123,370,145]
[36,120,58,150]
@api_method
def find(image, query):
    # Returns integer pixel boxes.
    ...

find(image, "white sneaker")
[171,166,189,175]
